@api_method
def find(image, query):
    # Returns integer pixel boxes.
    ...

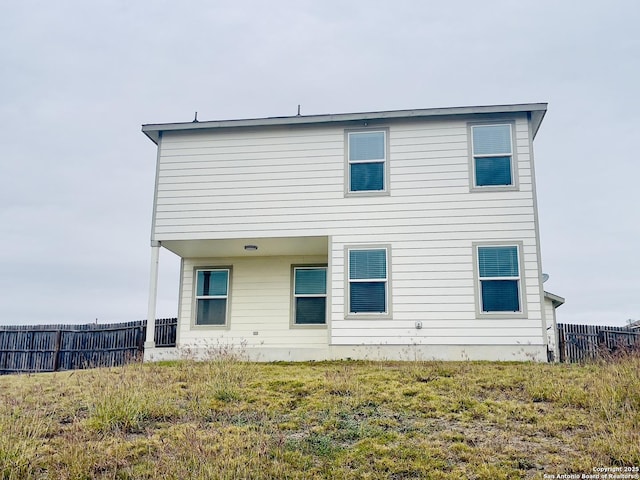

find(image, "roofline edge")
[141,102,548,143]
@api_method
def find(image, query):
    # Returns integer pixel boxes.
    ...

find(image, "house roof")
[544,291,566,308]
[141,103,548,145]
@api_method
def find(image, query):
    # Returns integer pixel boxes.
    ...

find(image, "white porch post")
[145,241,161,350]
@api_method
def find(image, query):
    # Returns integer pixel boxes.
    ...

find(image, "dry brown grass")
[0,352,638,479]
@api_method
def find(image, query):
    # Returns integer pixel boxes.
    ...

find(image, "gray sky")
[1,1,638,326]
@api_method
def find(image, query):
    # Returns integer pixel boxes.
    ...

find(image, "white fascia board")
[544,291,566,308]
[141,103,548,144]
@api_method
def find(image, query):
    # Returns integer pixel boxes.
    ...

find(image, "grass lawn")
[0,353,638,479]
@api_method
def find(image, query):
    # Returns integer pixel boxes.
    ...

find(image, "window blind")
[349,249,387,279]
[350,282,386,313]
[473,125,511,155]
[349,131,385,160]
[481,280,520,312]
[295,268,326,295]
[478,246,519,277]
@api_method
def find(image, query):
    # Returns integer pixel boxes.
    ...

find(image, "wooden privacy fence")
[557,323,640,363]
[0,318,177,374]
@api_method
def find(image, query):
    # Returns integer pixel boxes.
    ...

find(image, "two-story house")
[141,103,564,362]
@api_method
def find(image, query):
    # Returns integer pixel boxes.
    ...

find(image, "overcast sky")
[1,1,638,327]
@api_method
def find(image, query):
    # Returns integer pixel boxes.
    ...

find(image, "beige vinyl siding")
[329,237,543,346]
[177,255,328,348]
[155,113,545,348]
[154,119,535,239]
[544,298,555,325]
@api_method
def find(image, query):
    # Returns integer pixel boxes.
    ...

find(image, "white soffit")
[160,236,329,258]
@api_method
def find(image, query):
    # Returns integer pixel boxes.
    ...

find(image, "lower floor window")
[348,248,388,314]
[477,245,521,313]
[293,266,327,324]
[195,268,230,325]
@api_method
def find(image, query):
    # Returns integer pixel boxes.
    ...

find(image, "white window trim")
[468,120,519,192]
[472,242,527,319]
[344,245,392,320]
[192,267,232,329]
[344,128,391,197]
[291,265,328,328]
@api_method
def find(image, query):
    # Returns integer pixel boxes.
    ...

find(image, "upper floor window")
[476,245,521,313]
[347,247,390,316]
[293,266,327,325]
[346,129,389,195]
[470,124,515,188]
[195,268,230,326]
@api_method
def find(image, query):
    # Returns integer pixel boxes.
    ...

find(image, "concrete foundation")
[144,343,548,363]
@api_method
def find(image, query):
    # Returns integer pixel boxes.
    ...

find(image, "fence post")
[52,329,62,372]
[138,321,146,354]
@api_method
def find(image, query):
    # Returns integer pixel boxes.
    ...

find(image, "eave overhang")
[141,103,548,145]
[544,291,566,308]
